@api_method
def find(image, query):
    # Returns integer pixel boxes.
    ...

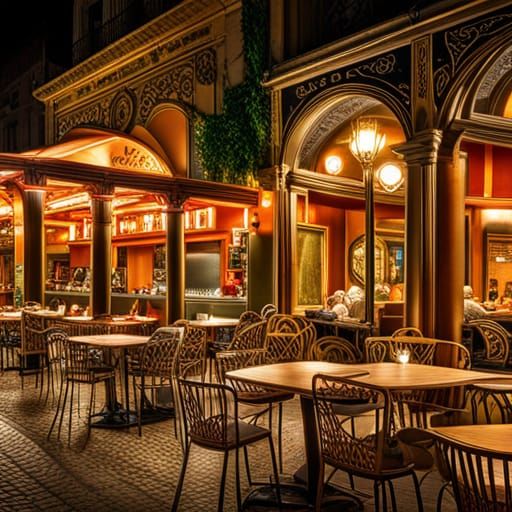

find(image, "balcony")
[72,0,182,65]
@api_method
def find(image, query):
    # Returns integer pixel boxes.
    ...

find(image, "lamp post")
[349,118,386,324]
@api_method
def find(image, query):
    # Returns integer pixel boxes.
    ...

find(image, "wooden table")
[69,334,149,428]
[227,361,504,510]
[430,424,512,454]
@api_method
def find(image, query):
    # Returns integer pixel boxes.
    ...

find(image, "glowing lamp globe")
[376,163,404,193]
[325,155,343,175]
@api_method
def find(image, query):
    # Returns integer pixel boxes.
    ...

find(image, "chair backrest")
[391,327,424,338]
[178,377,237,448]
[265,323,314,363]
[21,311,47,354]
[306,335,361,363]
[228,320,267,351]
[139,327,184,378]
[266,314,304,334]
[235,310,262,336]
[260,303,277,320]
[432,431,512,511]
[469,319,511,366]
[313,374,392,475]
[64,339,107,380]
[46,328,69,364]
[216,348,267,394]
[173,324,207,378]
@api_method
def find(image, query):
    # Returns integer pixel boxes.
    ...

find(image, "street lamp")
[349,118,386,324]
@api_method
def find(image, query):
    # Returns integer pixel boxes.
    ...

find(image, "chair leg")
[235,447,242,511]
[374,480,380,512]
[243,445,252,486]
[57,380,70,441]
[84,382,96,448]
[217,451,229,512]
[388,481,397,512]
[411,471,424,512]
[48,376,65,440]
[138,376,144,437]
[171,441,191,512]
[381,480,388,512]
[278,401,284,474]
[436,482,450,512]
[267,435,282,509]
[68,380,75,447]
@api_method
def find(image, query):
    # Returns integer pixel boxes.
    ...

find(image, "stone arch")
[281,84,412,170]
[437,31,512,127]
[144,102,193,178]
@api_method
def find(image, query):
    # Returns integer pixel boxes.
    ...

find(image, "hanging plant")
[196,0,270,185]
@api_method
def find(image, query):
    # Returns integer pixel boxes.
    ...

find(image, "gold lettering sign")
[111,145,161,173]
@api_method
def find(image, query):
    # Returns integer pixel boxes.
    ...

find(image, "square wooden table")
[227,361,504,510]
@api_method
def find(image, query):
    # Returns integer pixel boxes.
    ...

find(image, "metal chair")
[172,322,208,379]
[0,318,21,372]
[235,310,262,336]
[306,335,361,363]
[47,333,116,447]
[128,326,184,436]
[431,429,512,511]
[391,327,424,338]
[227,319,267,351]
[313,373,424,512]
[469,319,511,368]
[260,303,277,320]
[172,378,281,512]
[19,311,48,390]
[217,348,294,474]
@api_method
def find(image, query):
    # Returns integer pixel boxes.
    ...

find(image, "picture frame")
[232,227,246,246]
[293,223,327,311]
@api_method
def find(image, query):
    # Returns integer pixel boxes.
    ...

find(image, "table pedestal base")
[90,406,175,429]
[242,476,363,511]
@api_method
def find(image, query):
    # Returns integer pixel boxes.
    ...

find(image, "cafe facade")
[264,0,512,350]
[0,0,273,324]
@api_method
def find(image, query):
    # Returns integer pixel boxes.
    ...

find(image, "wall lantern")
[325,155,343,175]
[261,191,272,208]
[376,162,404,193]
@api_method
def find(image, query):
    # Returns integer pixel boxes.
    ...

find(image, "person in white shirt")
[463,285,488,322]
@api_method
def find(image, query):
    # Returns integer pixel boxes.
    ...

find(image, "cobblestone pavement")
[0,371,455,511]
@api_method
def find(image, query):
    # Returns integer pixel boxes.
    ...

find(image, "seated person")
[463,285,487,322]
[326,291,349,320]
[345,285,365,320]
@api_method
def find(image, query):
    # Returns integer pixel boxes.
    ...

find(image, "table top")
[431,424,512,455]
[188,317,239,328]
[69,334,150,348]
[62,316,157,326]
[227,361,504,396]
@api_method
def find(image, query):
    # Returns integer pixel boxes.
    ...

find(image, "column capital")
[162,191,187,213]
[258,164,290,191]
[88,181,115,199]
[23,168,47,188]
[392,129,443,165]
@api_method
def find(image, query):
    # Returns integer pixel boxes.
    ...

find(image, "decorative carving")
[88,181,115,198]
[23,169,46,187]
[346,54,410,106]
[111,145,161,172]
[416,40,428,100]
[195,48,216,85]
[163,191,188,212]
[110,89,136,132]
[476,46,512,100]
[138,62,194,122]
[298,97,379,169]
[434,13,512,100]
[56,98,111,139]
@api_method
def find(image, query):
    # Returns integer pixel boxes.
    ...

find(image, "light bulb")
[376,162,404,193]
[325,155,343,175]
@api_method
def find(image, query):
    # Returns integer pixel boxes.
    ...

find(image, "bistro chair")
[19,310,48,390]
[172,377,281,512]
[469,378,512,424]
[468,319,511,368]
[265,315,316,362]
[312,373,423,512]
[44,327,68,404]
[172,322,208,379]
[260,303,277,320]
[128,326,184,436]
[47,332,116,447]
[391,327,424,338]
[306,335,361,363]
[227,320,267,351]
[0,318,21,372]
[234,310,262,336]
[217,348,294,474]
[431,429,512,512]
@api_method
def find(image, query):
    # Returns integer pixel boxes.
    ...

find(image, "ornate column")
[164,193,186,323]
[22,169,46,304]
[273,165,292,313]
[394,130,441,338]
[90,183,114,317]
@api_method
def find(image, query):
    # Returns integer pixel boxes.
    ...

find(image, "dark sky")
[0,2,74,69]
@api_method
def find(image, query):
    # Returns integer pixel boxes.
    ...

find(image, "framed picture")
[232,227,246,246]
[111,267,127,293]
[294,223,327,310]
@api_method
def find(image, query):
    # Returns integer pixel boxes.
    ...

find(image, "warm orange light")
[376,162,404,193]
[261,191,272,208]
[325,155,343,175]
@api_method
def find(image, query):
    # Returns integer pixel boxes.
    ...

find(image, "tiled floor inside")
[0,371,456,511]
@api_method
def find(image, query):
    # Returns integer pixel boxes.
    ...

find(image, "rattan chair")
[44,327,68,403]
[469,319,511,367]
[312,374,423,512]
[431,429,512,511]
[0,318,21,372]
[235,310,262,336]
[172,378,281,512]
[47,333,116,447]
[19,311,48,389]
[469,378,512,424]
[260,303,277,320]
[391,327,424,338]
[172,322,208,379]
[227,320,267,351]
[306,335,361,363]
[129,327,184,436]
[265,316,316,362]
[217,348,294,474]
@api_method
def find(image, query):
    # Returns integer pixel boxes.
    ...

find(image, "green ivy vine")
[195,0,270,185]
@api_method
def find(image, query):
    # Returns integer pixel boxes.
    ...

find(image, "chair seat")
[190,418,271,450]
[238,390,294,405]
[333,401,383,416]
[67,367,115,383]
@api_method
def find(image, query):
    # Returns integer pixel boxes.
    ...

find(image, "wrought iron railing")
[72,0,182,65]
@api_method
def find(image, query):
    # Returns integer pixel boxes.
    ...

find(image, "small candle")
[397,349,410,364]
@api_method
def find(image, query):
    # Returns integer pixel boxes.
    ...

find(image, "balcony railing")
[72,0,182,65]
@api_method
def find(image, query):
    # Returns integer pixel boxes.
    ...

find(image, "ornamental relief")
[56,98,112,139]
[433,12,512,102]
